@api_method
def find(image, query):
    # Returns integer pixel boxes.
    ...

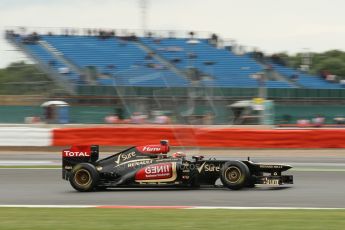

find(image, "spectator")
[168,31,175,38]
[22,32,41,44]
[48,60,56,67]
[189,31,195,39]
[153,37,161,44]
[340,79,345,88]
[297,118,310,127]
[203,112,214,125]
[45,106,54,123]
[145,52,154,60]
[320,70,331,80]
[146,31,153,38]
[115,107,125,120]
[290,74,299,82]
[58,67,70,74]
[130,112,147,124]
[312,114,325,127]
[107,64,116,69]
[282,114,292,124]
[326,74,336,82]
[153,112,171,124]
[104,115,119,124]
[334,116,345,125]
[87,29,92,36]
[209,33,218,46]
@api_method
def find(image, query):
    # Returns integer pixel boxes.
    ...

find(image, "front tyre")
[69,163,99,192]
[220,161,250,190]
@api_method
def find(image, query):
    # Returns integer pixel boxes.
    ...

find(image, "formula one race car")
[62,140,293,192]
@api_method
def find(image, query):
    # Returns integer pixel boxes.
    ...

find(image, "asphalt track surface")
[1,150,345,208]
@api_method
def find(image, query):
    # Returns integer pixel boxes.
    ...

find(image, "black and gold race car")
[62,140,293,192]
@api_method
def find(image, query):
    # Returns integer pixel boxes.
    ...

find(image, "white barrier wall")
[0,127,52,146]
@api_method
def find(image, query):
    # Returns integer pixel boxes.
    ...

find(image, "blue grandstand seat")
[271,63,342,89]
[41,36,189,87]
[24,43,81,84]
[140,37,293,88]
[16,33,339,89]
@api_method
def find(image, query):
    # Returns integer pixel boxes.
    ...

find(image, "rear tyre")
[69,163,99,192]
[220,161,250,190]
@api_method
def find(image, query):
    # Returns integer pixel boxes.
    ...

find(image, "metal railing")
[5,26,212,39]
[0,81,53,95]
[76,85,345,99]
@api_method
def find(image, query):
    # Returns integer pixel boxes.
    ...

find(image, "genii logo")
[135,162,176,181]
[63,150,91,157]
[144,164,170,175]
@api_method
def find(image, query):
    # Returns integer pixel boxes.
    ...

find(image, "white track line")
[0,160,55,166]
[0,168,60,170]
[0,205,344,210]
[0,205,95,208]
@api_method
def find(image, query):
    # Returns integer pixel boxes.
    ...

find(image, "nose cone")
[281,164,292,171]
[256,163,293,172]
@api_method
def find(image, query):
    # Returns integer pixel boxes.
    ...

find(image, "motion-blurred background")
[1,0,345,127]
[1,2,345,229]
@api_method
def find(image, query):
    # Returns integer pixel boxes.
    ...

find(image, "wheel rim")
[74,169,91,187]
[225,166,242,184]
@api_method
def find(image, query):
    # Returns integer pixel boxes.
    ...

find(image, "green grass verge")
[0,208,345,230]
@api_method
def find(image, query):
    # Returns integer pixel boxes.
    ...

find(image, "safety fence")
[77,86,345,99]
[2,126,345,148]
[0,127,51,146]
[51,126,345,148]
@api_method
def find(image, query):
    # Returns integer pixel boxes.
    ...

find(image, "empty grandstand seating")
[23,42,81,84]
[9,30,341,89]
[41,35,189,87]
[271,63,342,89]
[140,38,293,88]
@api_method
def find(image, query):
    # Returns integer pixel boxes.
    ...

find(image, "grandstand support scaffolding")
[38,40,94,85]
[271,69,302,88]
[6,37,76,95]
[135,40,190,81]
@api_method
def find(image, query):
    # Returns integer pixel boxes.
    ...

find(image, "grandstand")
[3,28,345,125]
[270,63,342,89]
[8,27,340,93]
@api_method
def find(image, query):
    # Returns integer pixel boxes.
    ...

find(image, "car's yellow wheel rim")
[74,169,92,187]
[224,166,242,184]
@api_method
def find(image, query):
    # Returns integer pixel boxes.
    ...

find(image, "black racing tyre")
[246,172,262,188]
[220,161,250,190]
[246,182,256,188]
[69,163,99,192]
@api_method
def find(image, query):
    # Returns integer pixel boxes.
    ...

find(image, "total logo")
[63,150,90,157]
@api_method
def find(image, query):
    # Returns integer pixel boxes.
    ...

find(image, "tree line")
[274,50,345,79]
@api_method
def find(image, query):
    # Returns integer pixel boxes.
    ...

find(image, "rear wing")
[62,145,99,180]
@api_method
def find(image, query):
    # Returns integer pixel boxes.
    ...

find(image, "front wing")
[254,175,293,185]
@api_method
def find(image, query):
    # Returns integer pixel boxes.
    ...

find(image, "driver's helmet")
[172,152,186,158]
